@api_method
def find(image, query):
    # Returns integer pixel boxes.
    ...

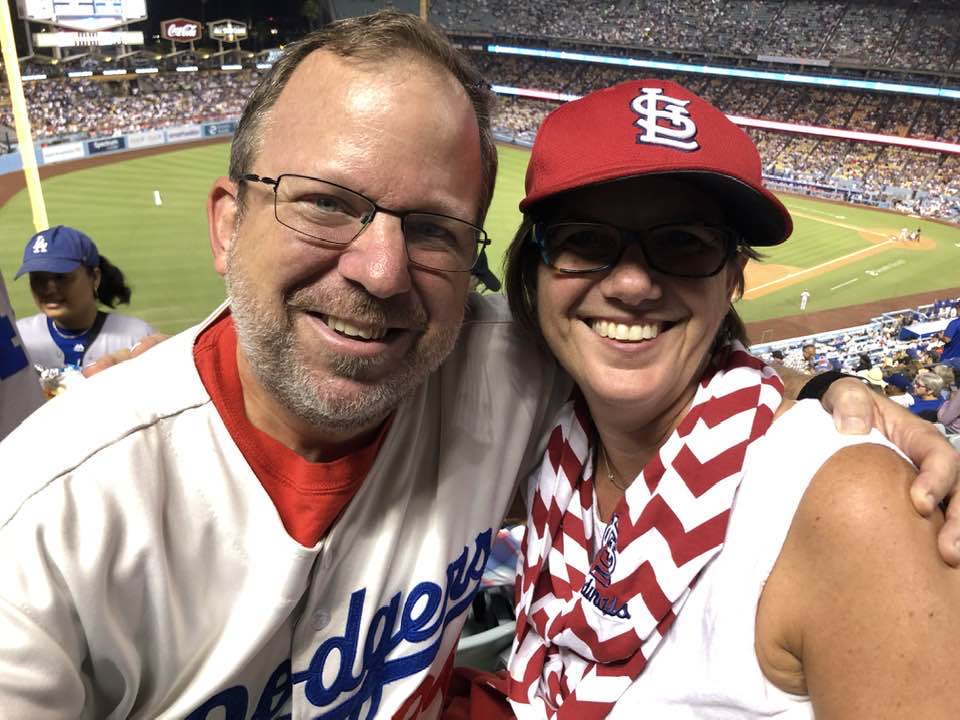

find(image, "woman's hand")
[822,377,960,565]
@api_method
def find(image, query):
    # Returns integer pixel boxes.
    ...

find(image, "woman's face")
[29,266,100,328]
[535,177,743,430]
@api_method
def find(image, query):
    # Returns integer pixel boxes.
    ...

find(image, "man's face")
[803,344,815,360]
[216,51,483,437]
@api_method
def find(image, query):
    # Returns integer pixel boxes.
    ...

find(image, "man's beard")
[225,239,464,435]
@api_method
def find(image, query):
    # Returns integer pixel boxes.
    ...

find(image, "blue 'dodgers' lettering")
[294,527,491,719]
[185,528,492,720]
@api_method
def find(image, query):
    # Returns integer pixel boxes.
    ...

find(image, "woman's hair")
[932,364,956,389]
[94,255,132,308]
[915,370,944,397]
[503,210,761,351]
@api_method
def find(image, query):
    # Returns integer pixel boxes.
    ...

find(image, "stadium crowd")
[0,0,955,224]
[477,52,959,222]
[430,0,960,72]
[758,296,960,442]
[0,70,260,142]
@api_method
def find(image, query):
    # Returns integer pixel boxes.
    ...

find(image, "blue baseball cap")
[15,225,100,279]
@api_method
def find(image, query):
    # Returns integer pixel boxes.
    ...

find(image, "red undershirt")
[193,313,388,547]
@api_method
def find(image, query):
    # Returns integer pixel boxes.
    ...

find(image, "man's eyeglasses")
[531,221,739,278]
[242,173,490,273]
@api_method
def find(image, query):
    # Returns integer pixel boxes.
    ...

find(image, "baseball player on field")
[1,11,957,719]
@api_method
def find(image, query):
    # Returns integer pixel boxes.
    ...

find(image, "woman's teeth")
[590,319,660,342]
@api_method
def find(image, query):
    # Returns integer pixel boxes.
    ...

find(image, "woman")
[501,80,960,718]
[14,225,155,378]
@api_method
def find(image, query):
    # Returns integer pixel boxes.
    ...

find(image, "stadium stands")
[0,0,956,222]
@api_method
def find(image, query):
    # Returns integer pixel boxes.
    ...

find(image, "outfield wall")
[0,119,239,176]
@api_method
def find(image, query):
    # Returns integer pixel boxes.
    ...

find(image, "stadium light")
[67,71,93,78]
[103,69,127,76]
[221,64,243,71]
[135,67,159,74]
[488,45,960,101]
[256,62,272,70]
[21,73,46,81]
[176,66,199,72]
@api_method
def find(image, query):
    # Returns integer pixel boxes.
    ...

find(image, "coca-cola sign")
[161,18,202,42]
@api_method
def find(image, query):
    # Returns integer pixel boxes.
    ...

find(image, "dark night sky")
[5,0,312,51]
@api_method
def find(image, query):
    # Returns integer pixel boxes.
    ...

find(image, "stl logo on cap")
[631,87,699,152]
[32,235,49,255]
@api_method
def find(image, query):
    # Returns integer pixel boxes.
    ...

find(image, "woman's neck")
[54,305,99,332]
[589,384,698,488]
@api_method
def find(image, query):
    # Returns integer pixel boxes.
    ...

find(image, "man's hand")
[822,377,960,565]
[82,334,168,378]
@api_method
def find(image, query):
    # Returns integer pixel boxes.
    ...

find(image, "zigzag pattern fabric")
[507,343,784,719]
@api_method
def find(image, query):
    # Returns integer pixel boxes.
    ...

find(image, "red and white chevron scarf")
[507,342,784,719]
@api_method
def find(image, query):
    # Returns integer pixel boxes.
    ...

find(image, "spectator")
[15,225,155,383]
[938,388,960,434]
[936,315,960,370]
[910,371,946,419]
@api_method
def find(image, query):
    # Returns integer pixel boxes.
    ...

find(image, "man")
[937,314,960,370]
[0,272,43,439]
[0,14,565,718]
[911,371,946,418]
[799,288,810,311]
[784,341,816,373]
[0,11,957,719]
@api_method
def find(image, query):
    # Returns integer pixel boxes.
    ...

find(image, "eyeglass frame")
[529,220,742,279]
[240,172,492,273]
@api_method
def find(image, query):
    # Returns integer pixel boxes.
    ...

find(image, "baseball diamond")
[1,140,958,342]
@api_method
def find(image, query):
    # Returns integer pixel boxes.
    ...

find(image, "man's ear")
[208,176,239,277]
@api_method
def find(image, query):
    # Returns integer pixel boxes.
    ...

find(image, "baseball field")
[1,141,958,339]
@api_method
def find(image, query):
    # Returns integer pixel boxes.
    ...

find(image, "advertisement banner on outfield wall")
[86,137,127,155]
[203,121,236,138]
[127,130,166,149]
[165,125,203,143]
[40,142,85,164]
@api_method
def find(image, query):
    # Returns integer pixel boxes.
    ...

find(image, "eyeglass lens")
[273,175,483,272]
[541,223,730,277]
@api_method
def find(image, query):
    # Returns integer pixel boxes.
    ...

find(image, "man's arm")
[759,443,960,718]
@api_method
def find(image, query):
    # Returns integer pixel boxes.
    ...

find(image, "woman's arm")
[938,389,960,428]
[758,443,960,718]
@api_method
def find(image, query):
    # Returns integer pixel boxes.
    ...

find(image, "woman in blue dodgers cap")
[490,80,959,718]
[15,225,155,389]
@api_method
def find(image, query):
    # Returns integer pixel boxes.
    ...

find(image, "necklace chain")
[51,322,89,340]
[599,443,631,492]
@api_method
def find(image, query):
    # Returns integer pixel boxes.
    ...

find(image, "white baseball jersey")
[607,401,902,718]
[0,275,44,441]
[17,310,156,371]
[0,294,569,719]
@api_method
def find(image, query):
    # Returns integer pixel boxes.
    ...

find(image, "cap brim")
[523,170,792,247]
[678,172,792,247]
[14,257,82,279]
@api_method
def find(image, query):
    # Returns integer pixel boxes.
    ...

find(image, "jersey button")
[311,609,331,631]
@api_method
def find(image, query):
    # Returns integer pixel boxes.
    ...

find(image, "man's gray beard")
[225,243,463,435]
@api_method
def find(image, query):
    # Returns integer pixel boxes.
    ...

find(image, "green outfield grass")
[1,141,958,334]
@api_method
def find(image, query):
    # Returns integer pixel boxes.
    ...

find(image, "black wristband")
[797,371,857,401]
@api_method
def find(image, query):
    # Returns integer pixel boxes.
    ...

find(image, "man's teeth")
[325,316,387,341]
[591,319,660,342]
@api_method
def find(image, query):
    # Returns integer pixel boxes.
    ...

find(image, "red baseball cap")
[520,79,792,246]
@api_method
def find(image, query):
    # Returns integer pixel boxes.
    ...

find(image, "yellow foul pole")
[0,4,48,232]
[420,0,429,22]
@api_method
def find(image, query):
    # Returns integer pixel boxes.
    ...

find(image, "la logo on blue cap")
[31,235,49,254]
